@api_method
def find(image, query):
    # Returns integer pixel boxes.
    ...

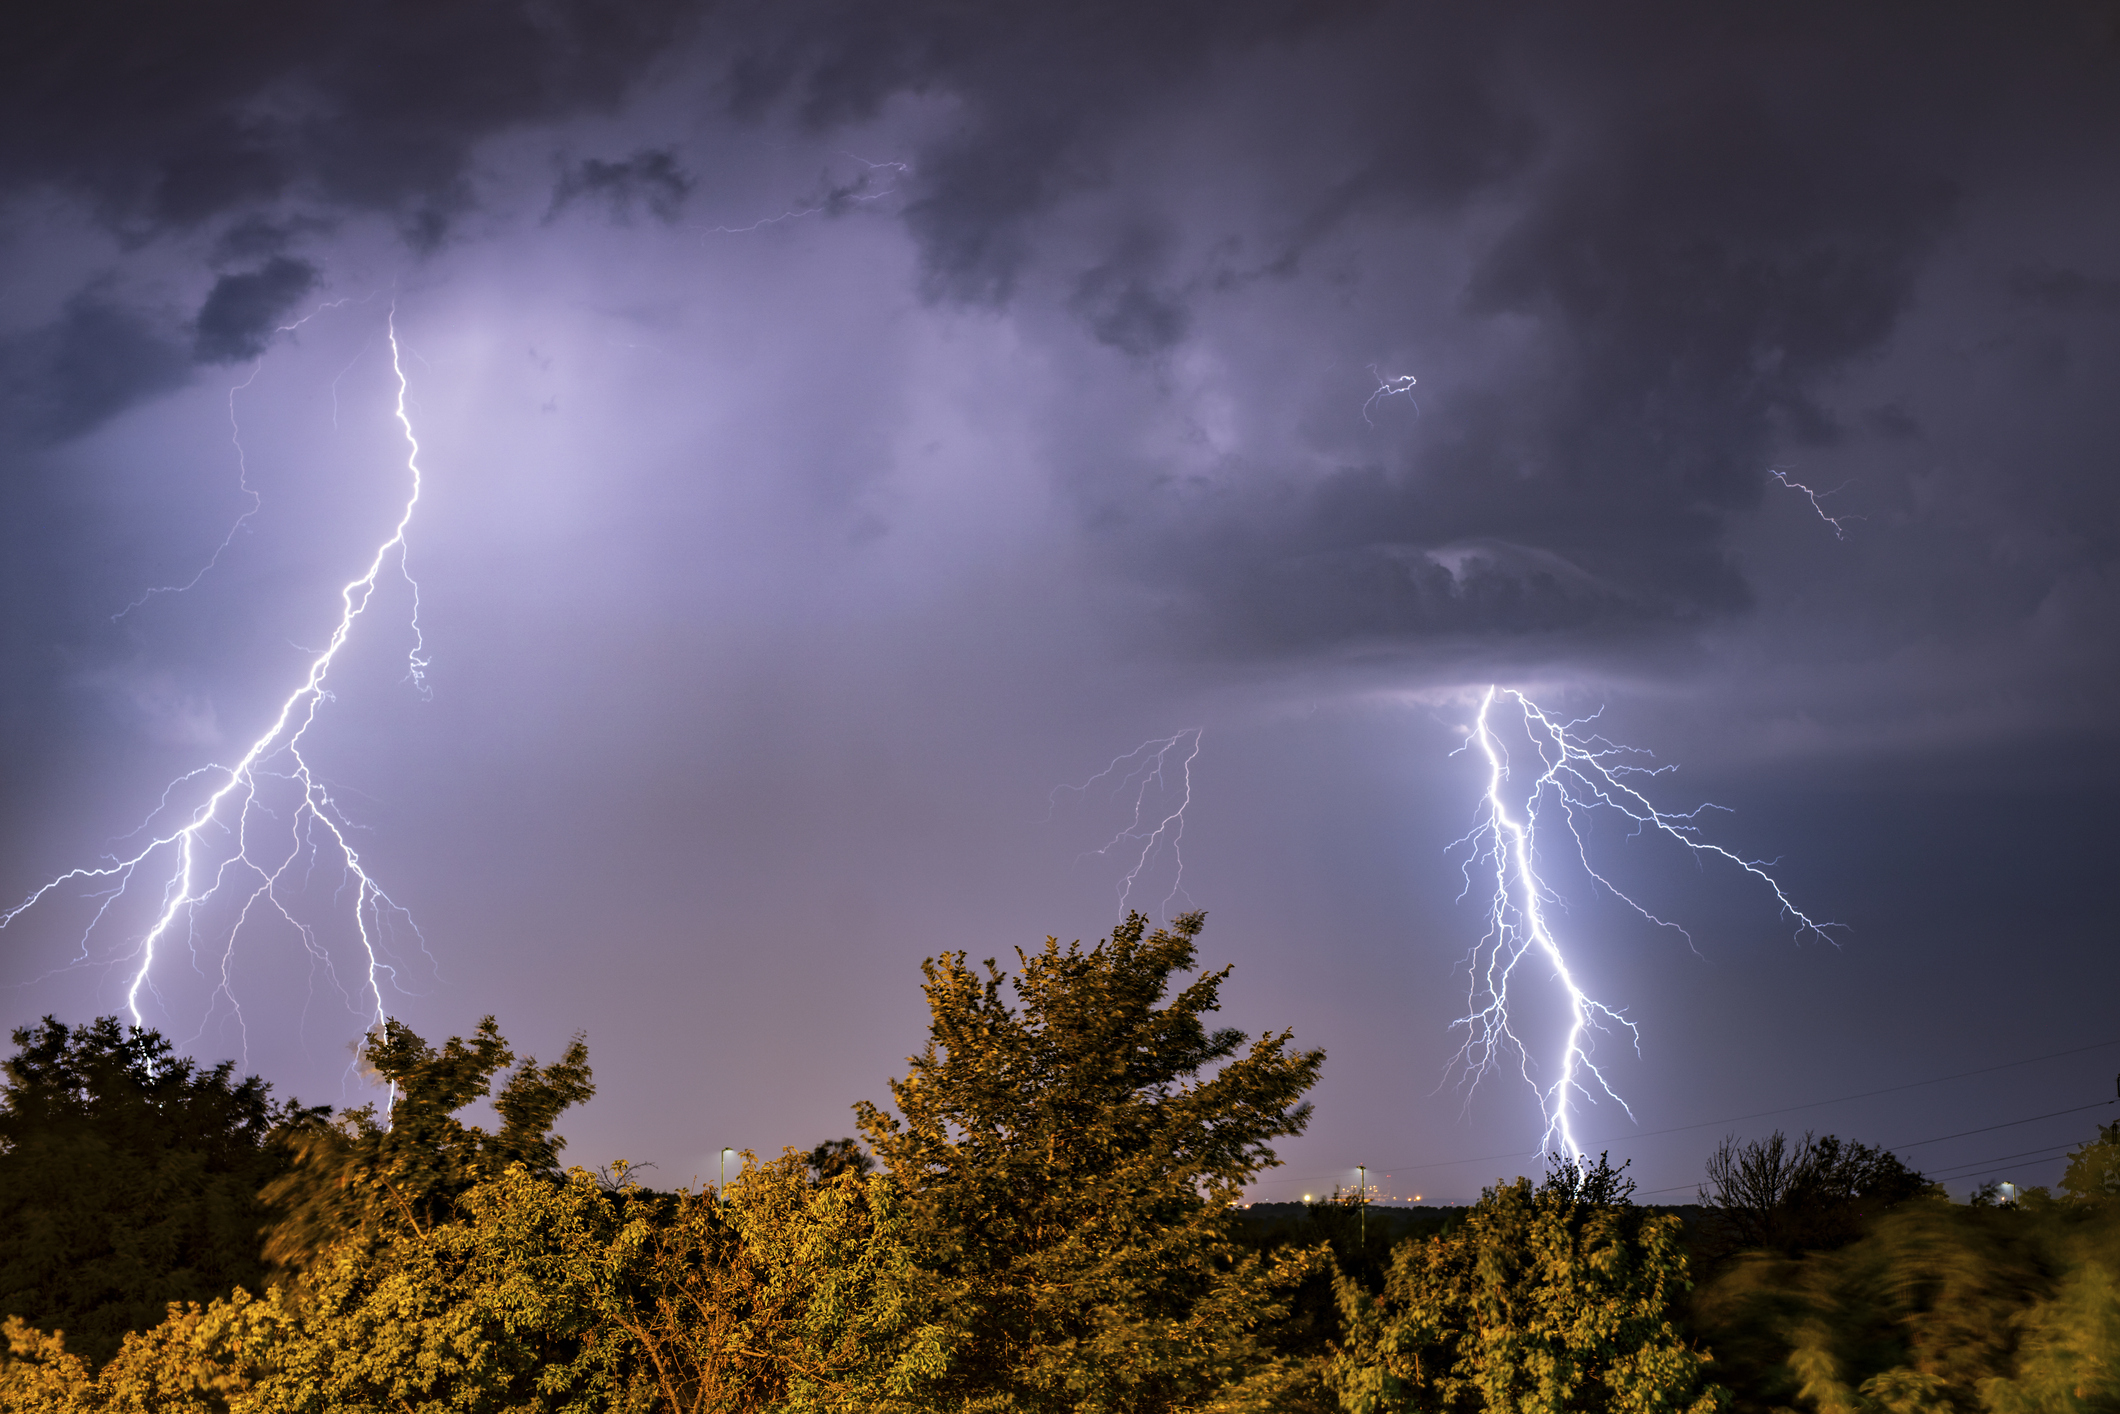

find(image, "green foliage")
[1330,1174,1726,1414]
[855,910,1328,1414]
[1693,1122,2120,1414]
[0,1157,947,1413]
[2059,1120,2120,1203]
[0,1017,322,1368]
[261,1017,592,1276]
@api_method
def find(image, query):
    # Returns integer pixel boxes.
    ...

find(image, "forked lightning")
[1452,686,1834,1156]
[3,312,431,1057]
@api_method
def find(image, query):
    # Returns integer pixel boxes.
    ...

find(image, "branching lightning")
[1363,367,1419,426]
[1052,730,1202,919]
[3,310,432,1060]
[1770,469,1859,540]
[1451,686,1835,1157]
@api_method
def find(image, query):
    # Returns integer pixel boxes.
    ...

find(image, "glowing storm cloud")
[1451,686,1835,1157]
[2,311,431,1060]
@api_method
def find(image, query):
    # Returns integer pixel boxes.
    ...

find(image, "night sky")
[3,2,2117,1205]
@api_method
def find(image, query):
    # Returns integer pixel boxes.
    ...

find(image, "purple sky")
[3,2,2117,1203]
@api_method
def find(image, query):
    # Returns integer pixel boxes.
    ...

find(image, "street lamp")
[1356,1165,1367,1247]
[721,1147,736,1195]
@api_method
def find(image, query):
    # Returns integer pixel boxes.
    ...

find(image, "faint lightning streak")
[1052,730,1202,919]
[1363,367,1419,426]
[110,368,267,620]
[3,310,430,1053]
[1448,686,1836,1157]
[1770,469,1860,540]
[704,156,909,235]
[113,299,362,621]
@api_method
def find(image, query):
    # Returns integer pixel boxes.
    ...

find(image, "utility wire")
[1924,1143,2080,1180]
[1888,1100,2113,1152]
[1634,1101,2114,1198]
[1275,1036,2120,1185]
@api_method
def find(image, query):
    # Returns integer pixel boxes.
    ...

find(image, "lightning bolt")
[3,310,431,1062]
[111,299,362,620]
[1770,469,1859,539]
[1052,730,1202,919]
[1450,686,1835,1158]
[1363,367,1420,426]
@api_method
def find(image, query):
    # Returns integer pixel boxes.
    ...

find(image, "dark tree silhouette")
[804,1137,874,1184]
[262,1016,592,1274]
[0,1017,322,1366]
[1700,1129,1930,1253]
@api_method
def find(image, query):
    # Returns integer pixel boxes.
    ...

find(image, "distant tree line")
[2,911,2116,1411]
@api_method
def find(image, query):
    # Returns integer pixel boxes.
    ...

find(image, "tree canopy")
[261,1015,593,1275]
[0,1017,319,1367]
[855,910,1327,1413]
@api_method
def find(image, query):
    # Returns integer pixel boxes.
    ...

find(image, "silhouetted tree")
[262,1016,592,1275]
[1541,1149,1636,1208]
[1700,1129,1930,1254]
[0,1016,322,1366]
[805,1136,874,1184]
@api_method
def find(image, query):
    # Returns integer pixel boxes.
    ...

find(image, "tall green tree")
[0,1017,320,1367]
[855,910,1326,1414]
[261,1016,592,1275]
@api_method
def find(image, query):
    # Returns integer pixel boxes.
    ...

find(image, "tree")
[2058,1119,2120,1203]
[0,1016,321,1367]
[261,1015,593,1275]
[1,1156,950,1414]
[854,910,1326,1414]
[1691,1183,2120,1414]
[1543,1151,1637,1209]
[1699,1132,1930,1255]
[805,1138,875,1185]
[1331,1173,1726,1414]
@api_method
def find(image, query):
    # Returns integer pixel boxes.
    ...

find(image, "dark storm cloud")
[192,257,318,363]
[717,0,1365,302]
[717,1,2111,658]
[2,0,698,437]
[1070,233,1189,356]
[1140,49,1961,653]
[2,0,698,231]
[0,292,189,445]
[2010,264,2120,315]
[548,149,694,224]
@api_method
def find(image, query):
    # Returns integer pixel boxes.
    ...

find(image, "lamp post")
[721,1147,736,1196]
[1357,1165,1367,1247]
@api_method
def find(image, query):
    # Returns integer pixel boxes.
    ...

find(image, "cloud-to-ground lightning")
[1450,686,1835,1158]
[1362,367,1419,426]
[1770,469,1859,540]
[3,311,432,1062]
[1051,730,1202,919]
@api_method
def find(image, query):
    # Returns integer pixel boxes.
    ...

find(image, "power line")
[1273,1037,2120,1184]
[1888,1100,2113,1152]
[1634,1101,2113,1198]
[1923,1143,2080,1180]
